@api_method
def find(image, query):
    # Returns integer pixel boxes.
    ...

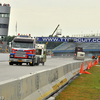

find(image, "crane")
[46,24,60,45]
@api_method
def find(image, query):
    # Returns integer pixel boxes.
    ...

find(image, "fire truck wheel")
[36,58,40,66]
[42,62,44,66]
[29,63,32,66]
[29,61,34,66]
[9,62,13,65]
[19,63,22,65]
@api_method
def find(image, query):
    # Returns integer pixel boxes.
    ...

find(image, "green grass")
[55,65,100,100]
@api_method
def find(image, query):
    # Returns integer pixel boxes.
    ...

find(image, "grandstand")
[53,42,82,50]
[52,37,100,57]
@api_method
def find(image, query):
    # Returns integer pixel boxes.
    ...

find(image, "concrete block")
[57,66,64,78]
[35,70,50,89]
[64,73,72,81]
[70,63,73,71]
[0,79,20,100]
[37,85,53,100]
[63,65,68,75]
[48,68,59,93]
[72,69,77,76]
[23,89,42,100]
[67,64,71,72]
[19,73,38,100]
[66,72,73,80]
[76,68,80,74]
[49,68,58,84]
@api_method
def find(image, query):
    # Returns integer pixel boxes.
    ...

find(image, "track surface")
[0,57,91,82]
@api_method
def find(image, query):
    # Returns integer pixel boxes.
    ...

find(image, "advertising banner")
[35,37,100,43]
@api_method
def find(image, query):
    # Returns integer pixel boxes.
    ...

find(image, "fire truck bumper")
[9,58,32,63]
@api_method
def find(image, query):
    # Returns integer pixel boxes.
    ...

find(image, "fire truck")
[74,47,85,60]
[9,33,40,66]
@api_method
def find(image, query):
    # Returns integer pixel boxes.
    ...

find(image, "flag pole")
[16,22,17,35]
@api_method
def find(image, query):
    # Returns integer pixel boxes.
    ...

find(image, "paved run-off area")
[55,64,100,100]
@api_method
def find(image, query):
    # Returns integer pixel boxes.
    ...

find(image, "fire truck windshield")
[12,42,33,48]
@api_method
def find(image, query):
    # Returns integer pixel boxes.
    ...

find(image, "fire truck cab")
[35,44,47,65]
[9,34,40,66]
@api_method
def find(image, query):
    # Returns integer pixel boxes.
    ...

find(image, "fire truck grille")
[15,51,26,57]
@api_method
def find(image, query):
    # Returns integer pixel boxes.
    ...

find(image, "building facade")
[0,3,11,40]
[0,3,10,52]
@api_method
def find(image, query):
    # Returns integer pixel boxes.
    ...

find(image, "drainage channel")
[46,74,80,100]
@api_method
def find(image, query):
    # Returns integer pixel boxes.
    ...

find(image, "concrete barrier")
[0,79,20,100]
[0,53,9,61]
[0,59,95,100]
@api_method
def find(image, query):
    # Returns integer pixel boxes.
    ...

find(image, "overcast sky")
[1,0,100,37]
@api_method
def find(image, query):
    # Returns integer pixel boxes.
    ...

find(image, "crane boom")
[52,24,60,37]
[46,24,60,45]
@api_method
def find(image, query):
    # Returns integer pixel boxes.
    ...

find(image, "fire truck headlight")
[10,55,14,58]
[28,56,33,59]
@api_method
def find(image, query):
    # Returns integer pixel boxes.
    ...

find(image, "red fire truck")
[9,33,40,66]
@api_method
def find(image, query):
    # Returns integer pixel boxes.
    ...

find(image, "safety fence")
[0,59,96,100]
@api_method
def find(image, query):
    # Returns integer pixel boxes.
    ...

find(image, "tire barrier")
[0,59,95,100]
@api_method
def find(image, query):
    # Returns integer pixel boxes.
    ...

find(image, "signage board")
[35,37,100,43]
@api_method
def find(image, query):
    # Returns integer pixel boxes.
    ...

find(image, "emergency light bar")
[20,35,29,37]
[18,33,31,37]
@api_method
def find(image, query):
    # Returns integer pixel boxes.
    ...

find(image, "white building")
[0,3,11,40]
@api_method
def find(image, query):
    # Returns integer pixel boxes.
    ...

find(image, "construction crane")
[46,24,60,45]
[49,24,60,37]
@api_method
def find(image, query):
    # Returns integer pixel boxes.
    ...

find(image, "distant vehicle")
[35,44,47,65]
[74,47,85,60]
[92,55,97,59]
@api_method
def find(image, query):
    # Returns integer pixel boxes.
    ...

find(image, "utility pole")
[15,22,17,35]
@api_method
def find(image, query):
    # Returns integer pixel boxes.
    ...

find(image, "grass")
[55,64,100,100]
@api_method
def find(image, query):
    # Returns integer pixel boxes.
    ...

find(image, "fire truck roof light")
[19,35,29,37]
[17,33,31,37]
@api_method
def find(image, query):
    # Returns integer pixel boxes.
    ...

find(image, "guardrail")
[0,59,94,100]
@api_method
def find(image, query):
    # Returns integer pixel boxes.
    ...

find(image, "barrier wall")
[0,53,9,61]
[0,59,95,100]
